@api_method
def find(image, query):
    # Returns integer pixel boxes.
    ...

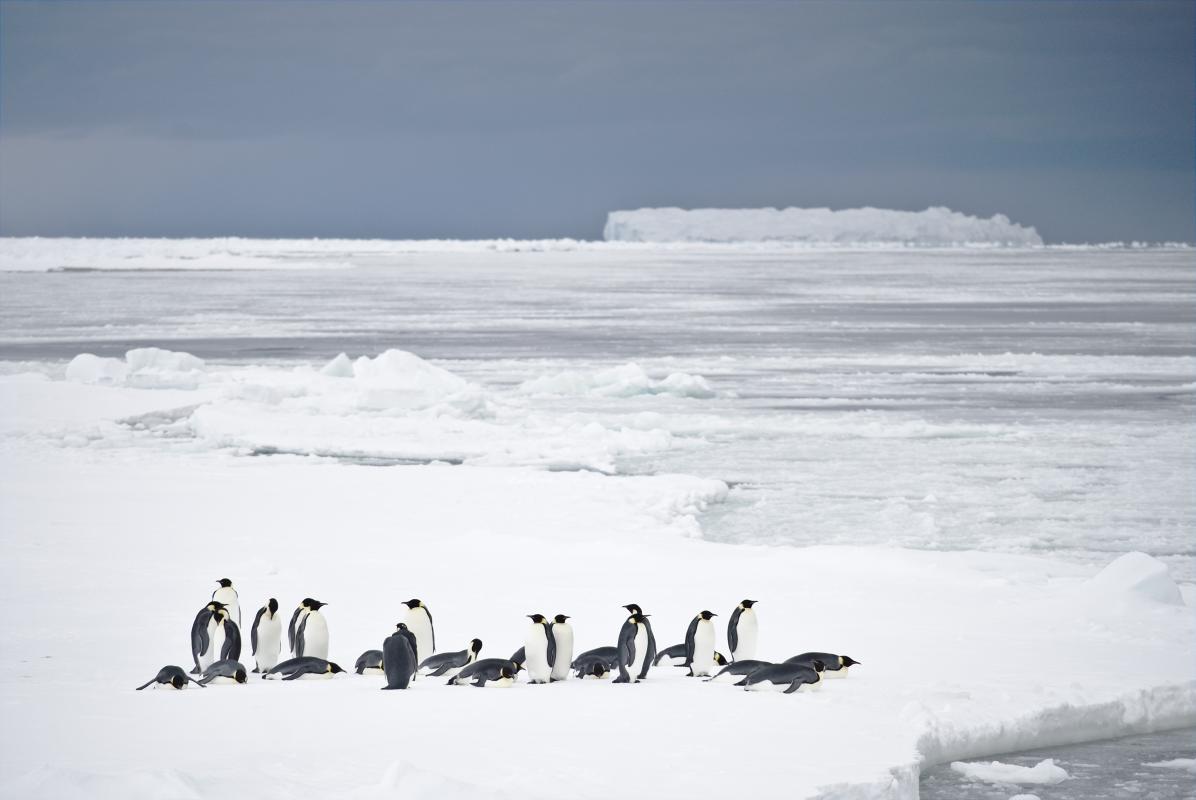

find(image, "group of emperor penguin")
[138,582,860,696]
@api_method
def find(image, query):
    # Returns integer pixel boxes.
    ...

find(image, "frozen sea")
[2,244,1193,577]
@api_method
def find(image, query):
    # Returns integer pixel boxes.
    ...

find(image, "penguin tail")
[197,676,214,686]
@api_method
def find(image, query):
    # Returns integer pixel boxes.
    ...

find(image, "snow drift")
[603,206,1043,246]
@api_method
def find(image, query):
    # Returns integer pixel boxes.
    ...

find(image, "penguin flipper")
[546,625,557,670]
[250,606,266,655]
[471,677,487,687]
[683,616,699,667]
[733,677,748,686]
[294,615,307,658]
[429,663,451,677]
[134,679,156,690]
[197,675,215,686]
[221,620,242,662]
[281,670,305,681]
[727,606,742,657]
[638,622,657,680]
[783,680,805,694]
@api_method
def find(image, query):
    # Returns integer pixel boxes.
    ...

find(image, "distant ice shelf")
[603,206,1044,246]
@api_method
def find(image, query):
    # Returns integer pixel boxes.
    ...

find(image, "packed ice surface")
[603,206,1043,245]
[1143,758,1196,772]
[950,759,1070,786]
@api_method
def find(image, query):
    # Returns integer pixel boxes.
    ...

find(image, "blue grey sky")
[1,1,1192,242]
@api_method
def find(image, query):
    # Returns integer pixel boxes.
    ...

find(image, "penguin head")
[234,669,247,684]
[301,598,317,610]
[469,639,483,654]
[395,622,409,631]
[308,600,327,611]
[169,674,186,689]
[713,652,729,666]
[622,604,643,615]
[509,658,524,672]
[629,613,649,625]
[403,598,423,609]
[592,663,607,678]
[811,659,826,673]
[553,614,570,624]
[740,599,757,609]
[499,665,514,679]
[698,610,717,621]
[216,578,233,588]
[527,614,547,624]
[328,662,346,674]
[267,598,279,615]
[840,656,860,667]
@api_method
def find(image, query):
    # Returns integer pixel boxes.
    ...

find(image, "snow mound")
[1143,758,1196,773]
[950,758,1070,786]
[517,363,715,399]
[65,348,206,389]
[320,352,355,377]
[1086,552,1185,606]
[604,206,1043,246]
[349,349,488,414]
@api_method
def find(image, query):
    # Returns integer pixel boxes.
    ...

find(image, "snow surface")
[1142,758,1196,773]
[1,373,1194,800]
[950,759,1070,786]
[603,206,1043,246]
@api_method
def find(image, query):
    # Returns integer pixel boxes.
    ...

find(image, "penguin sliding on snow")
[382,623,419,690]
[250,598,281,673]
[571,646,619,679]
[136,665,205,690]
[705,659,772,683]
[653,644,729,669]
[784,652,860,678]
[198,659,248,685]
[523,614,555,684]
[293,599,329,660]
[402,599,434,664]
[355,650,384,675]
[213,578,240,629]
[263,656,346,680]
[727,599,758,662]
[737,660,824,693]
[448,658,519,687]
[548,614,573,682]
[418,639,482,678]
[684,610,719,677]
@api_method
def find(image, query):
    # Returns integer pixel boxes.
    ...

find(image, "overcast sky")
[1,1,1192,242]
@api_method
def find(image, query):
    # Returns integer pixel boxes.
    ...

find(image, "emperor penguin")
[250,598,282,673]
[190,601,231,674]
[736,660,824,693]
[355,650,385,675]
[287,598,315,656]
[523,614,554,684]
[784,652,860,678]
[263,656,346,680]
[136,665,204,690]
[212,578,241,629]
[294,599,329,660]
[622,604,657,680]
[198,659,248,685]
[727,600,758,662]
[655,644,730,670]
[217,605,242,663]
[382,623,418,690]
[548,614,573,682]
[683,610,718,677]
[448,658,517,688]
[402,599,434,664]
[571,646,619,679]
[614,612,651,684]
[418,639,482,678]
[705,659,771,683]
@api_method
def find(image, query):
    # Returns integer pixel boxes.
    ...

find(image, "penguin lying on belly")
[736,660,824,693]
[418,638,482,678]
[198,659,248,685]
[784,652,860,678]
[136,665,204,690]
[705,659,771,683]
[263,657,346,680]
[355,650,384,675]
[448,658,519,687]
[654,644,729,670]
[572,646,619,679]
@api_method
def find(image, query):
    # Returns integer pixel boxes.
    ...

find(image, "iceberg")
[603,206,1043,246]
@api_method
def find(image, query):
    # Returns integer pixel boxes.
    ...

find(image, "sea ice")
[950,759,1070,786]
[1143,758,1196,773]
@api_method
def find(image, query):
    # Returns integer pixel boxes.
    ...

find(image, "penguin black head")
[740,599,757,608]
[404,598,422,609]
[211,601,227,610]
[714,652,729,666]
[500,666,514,679]
[527,614,547,624]
[301,598,317,608]
[170,674,186,689]
[553,614,570,624]
[509,658,525,672]
[698,610,717,621]
[328,662,346,674]
[234,669,247,684]
[470,639,483,654]
[395,622,409,631]
[267,598,279,614]
[841,656,860,667]
[622,604,643,615]
[217,578,233,588]
[593,663,607,678]
[811,659,826,672]
[309,600,327,610]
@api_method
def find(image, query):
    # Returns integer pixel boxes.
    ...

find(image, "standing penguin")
[190,601,231,674]
[250,598,282,673]
[402,599,434,664]
[548,614,573,682]
[287,598,316,657]
[217,605,242,663]
[523,614,554,684]
[683,610,718,677]
[382,623,419,690]
[727,600,758,662]
[294,599,329,660]
[212,578,241,629]
[189,601,220,674]
[614,611,651,684]
[620,604,657,681]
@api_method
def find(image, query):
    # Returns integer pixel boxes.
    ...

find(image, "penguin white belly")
[404,609,433,662]
[302,612,329,660]
[213,588,240,628]
[524,629,551,683]
[794,679,822,693]
[692,621,716,677]
[489,676,515,688]
[630,627,649,680]
[733,612,758,661]
[747,680,786,692]
[255,617,282,672]
[822,666,848,679]
[199,617,226,671]
[550,625,574,681]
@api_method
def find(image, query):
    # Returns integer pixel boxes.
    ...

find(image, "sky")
[1,1,1192,243]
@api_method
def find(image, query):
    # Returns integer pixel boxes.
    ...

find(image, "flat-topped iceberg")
[604,205,1043,246]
